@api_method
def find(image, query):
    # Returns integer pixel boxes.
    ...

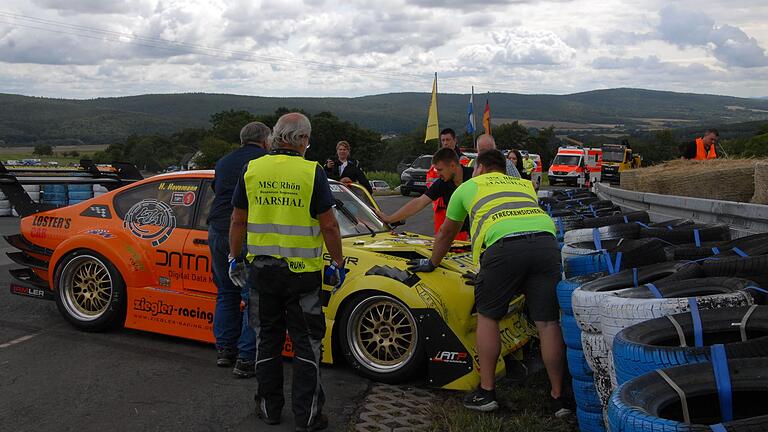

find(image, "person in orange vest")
[379,148,472,241]
[688,128,719,160]
[427,128,470,236]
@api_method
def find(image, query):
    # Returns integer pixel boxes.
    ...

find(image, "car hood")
[343,232,475,273]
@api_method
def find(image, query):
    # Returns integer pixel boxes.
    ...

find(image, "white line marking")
[0,333,40,349]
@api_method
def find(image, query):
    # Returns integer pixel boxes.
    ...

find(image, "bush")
[366,171,399,190]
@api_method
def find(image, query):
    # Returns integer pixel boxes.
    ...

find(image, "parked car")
[400,154,432,196]
[370,180,391,192]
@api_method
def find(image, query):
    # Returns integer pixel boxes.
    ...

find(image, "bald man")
[475,134,520,177]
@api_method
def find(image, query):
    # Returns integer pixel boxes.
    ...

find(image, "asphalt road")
[0,195,430,432]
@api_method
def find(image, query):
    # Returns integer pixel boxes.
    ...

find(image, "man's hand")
[324,261,346,289]
[406,258,437,273]
[340,177,353,185]
[228,256,248,287]
[376,209,392,224]
[462,271,479,286]
[326,159,335,169]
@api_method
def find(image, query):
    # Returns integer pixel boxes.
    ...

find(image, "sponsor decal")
[32,215,71,229]
[170,191,196,206]
[80,205,112,219]
[431,351,469,364]
[158,182,198,192]
[11,285,49,299]
[132,297,213,324]
[415,283,447,317]
[155,250,210,272]
[329,184,342,193]
[125,246,145,272]
[159,277,171,287]
[123,199,176,246]
[30,227,47,239]
[322,253,358,266]
[86,229,115,239]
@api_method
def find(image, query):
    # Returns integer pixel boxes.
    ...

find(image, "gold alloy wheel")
[347,296,418,373]
[60,255,113,321]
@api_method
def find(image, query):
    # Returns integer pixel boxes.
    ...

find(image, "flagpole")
[487,91,491,136]
[472,86,478,150]
[434,72,439,150]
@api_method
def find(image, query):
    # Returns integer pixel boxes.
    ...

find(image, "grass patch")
[427,371,577,432]
[366,171,400,190]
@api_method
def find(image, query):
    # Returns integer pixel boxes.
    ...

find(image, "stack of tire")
[42,184,68,206]
[68,184,94,205]
[93,184,108,197]
[0,189,11,216]
[541,190,624,243]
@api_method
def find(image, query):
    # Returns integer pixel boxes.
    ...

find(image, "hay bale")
[619,159,762,202]
[753,161,768,204]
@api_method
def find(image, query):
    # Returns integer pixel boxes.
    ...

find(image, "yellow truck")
[601,142,642,184]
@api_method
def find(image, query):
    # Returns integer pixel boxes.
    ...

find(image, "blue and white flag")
[466,93,475,135]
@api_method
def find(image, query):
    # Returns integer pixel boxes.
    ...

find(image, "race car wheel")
[55,250,126,331]
[340,294,423,383]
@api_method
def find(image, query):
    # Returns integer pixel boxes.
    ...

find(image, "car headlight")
[401,172,412,181]
[568,171,579,176]
[548,169,554,176]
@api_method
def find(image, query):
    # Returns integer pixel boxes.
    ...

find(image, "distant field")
[495,118,621,130]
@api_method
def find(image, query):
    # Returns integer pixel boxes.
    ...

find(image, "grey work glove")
[406,258,437,273]
[228,256,248,287]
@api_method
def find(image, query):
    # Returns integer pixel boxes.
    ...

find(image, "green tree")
[33,144,53,156]
[195,137,237,169]
[210,110,258,143]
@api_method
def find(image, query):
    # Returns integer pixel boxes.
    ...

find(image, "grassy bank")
[427,371,576,432]
[367,171,400,190]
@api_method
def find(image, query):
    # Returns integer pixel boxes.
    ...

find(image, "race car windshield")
[329,184,389,237]
[552,155,581,166]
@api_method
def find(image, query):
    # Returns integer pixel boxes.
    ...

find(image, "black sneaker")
[550,394,575,418]
[295,413,328,432]
[462,388,499,412]
[256,397,280,426]
[232,359,255,378]
[216,348,236,367]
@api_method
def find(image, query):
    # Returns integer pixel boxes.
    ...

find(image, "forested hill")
[3,88,768,145]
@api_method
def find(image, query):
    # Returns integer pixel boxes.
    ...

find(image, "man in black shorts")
[406,150,571,417]
[377,148,472,240]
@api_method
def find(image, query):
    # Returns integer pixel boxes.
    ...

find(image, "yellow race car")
[5,163,536,390]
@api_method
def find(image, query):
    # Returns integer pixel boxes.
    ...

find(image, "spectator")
[325,140,372,193]
[508,150,529,180]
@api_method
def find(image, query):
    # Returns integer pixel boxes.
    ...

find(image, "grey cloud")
[591,55,716,78]
[561,27,591,49]
[30,0,142,14]
[601,30,653,46]
[406,0,569,9]
[657,5,768,67]
[458,30,575,67]
[464,13,497,28]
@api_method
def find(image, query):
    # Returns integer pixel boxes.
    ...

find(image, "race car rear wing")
[0,159,143,217]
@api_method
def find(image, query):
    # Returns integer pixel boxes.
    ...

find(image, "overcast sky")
[1,0,767,99]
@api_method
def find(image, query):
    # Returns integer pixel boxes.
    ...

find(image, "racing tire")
[68,184,93,192]
[561,313,583,350]
[43,184,67,194]
[577,407,607,432]
[23,184,40,193]
[93,184,109,193]
[607,358,768,432]
[581,211,650,229]
[54,250,126,331]
[572,261,704,333]
[567,347,593,380]
[581,331,613,405]
[599,277,755,350]
[564,223,640,245]
[43,192,68,202]
[668,233,768,261]
[0,199,10,210]
[557,273,607,315]
[338,293,424,383]
[67,191,93,200]
[648,219,694,228]
[639,223,731,245]
[0,207,11,216]
[612,306,768,385]
[563,239,668,278]
[572,377,602,413]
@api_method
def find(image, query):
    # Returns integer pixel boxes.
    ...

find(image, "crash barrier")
[545,188,768,432]
[608,358,768,432]
[3,183,111,216]
[594,181,768,238]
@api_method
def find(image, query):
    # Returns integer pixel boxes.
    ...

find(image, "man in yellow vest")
[407,150,571,416]
[228,112,344,432]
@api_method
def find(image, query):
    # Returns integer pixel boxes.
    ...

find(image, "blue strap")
[623,215,629,224]
[694,229,701,247]
[645,283,663,298]
[589,204,597,217]
[747,285,768,295]
[635,221,651,229]
[592,228,602,250]
[710,424,727,432]
[556,217,564,238]
[667,225,674,230]
[712,247,720,255]
[689,298,704,348]
[601,251,622,274]
[546,203,552,215]
[711,344,733,422]
[632,268,639,288]
[732,247,748,258]
[614,252,622,273]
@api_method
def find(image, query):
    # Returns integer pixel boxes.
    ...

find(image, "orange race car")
[4,161,536,390]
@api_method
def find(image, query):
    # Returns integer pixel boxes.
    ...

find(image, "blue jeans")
[208,227,256,360]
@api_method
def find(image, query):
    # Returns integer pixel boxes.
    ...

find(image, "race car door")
[182,179,216,295]
[113,178,197,291]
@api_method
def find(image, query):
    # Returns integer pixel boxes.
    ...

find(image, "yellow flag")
[424,74,439,143]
